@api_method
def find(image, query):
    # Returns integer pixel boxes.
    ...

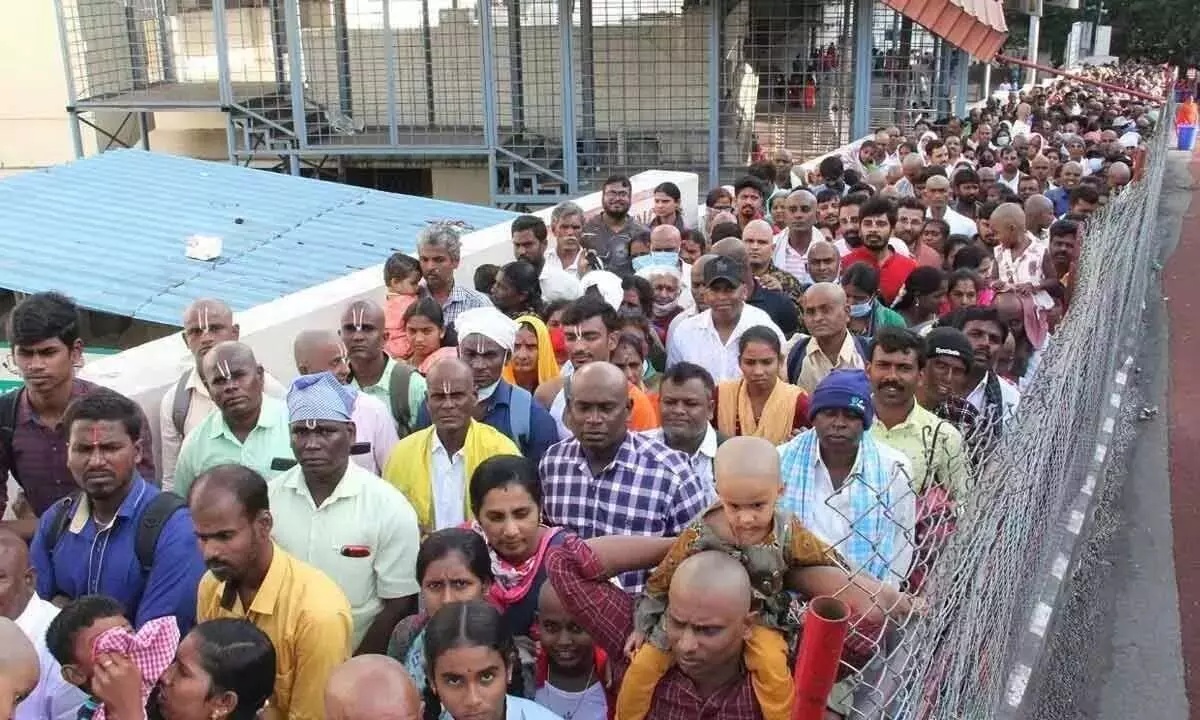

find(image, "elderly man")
[0,619,39,720]
[540,362,710,592]
[383,360,518,533]
[894,154,925,198]
[160,298,286,489]
[416,222,492,333]
[743,219,804,310]
[1107,161,1132,194]
[644,362,720,489]
[806,239,841,285]
[174,341,293,496]
[779,370,915,584]
[545,201,587,277]
[325,655,422,720]
[294,330,398,474]
[645,223,694,299]
[1029,153,1053,190]
[582,175,649,275]
[923,174,976,237]
[269,372,420,654]
[340,300,428,437]
[191,464,353,720]
[771,190,824,284]
[788,283,868,393]
[412,307,558,464]
[513,214,579,302]
[1024,194,1056,243]
[667,255,786,383]
[1,529,85,720]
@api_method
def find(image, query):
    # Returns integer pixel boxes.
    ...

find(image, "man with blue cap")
[267,371,421,655]
[777,369,915,586]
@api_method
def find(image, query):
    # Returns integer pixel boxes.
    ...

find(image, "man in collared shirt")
[790,283,866,393]
[512,214,580,302]
[666,255,785,383]
[545,202,587,278]
[1,529,86,720]
[30,390,205,631]
[866,328,968,497]
[412,308,558,464]
[645,363,720,490]
[539,362,710,592]
[0,292,155,540]
[771,190,825,285]
[340,300,428,437]
[845,197,917,305]
[269,372,419,654]
[716,236,798,337]
[191,463,352,720]
[293,329,399,473]
[159,298,286,490]
[779,370,915,585]
[582,175,648,276]
[174,342,293,496]
[383,360,518,533]
[416,222,492,334]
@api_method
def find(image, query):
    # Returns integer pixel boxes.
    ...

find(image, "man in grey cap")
[919,327,992,459]
[268,371,420,655]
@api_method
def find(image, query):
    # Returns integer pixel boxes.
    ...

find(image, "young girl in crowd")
[389,529,495,697]
[714,327,809,445]
[383,252,422,360]
[892,266,947,335]
[423,601,560,720]
[611,331,661,415]
[946,268,983,312]
[404,297,458,375]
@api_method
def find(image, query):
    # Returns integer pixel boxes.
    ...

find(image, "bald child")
[0,618,39,719]
[325,655,421,720]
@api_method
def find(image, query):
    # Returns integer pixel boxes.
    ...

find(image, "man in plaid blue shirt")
[416,222,493,333]
[539,362,711,592]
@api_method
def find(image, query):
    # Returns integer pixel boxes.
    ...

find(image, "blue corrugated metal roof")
[0,150,516,325]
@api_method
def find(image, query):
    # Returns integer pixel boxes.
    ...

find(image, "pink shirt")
[385,293,417,359]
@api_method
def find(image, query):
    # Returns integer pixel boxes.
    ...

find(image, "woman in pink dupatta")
[467,454,568,639]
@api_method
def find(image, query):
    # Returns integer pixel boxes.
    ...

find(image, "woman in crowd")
[491,260,545,319]
[611,331,661,413]
[946,268,982,312]
[503,315,559,394]
[768,189,791,233]
[620,275,653,318]
[649,181,685,231]
[618,314,667,374]
[714,326,810,444]
[422,601,560,720]
[542,300,571,366]
[941,233,972,270]
[404,298,458,374]
[468,455,568,640]
[892,266,947,334]
[637,266,686,343]
[93,619,276,720]
[679,228,707,265]
[842,262,906,337]
[389,528,495,696]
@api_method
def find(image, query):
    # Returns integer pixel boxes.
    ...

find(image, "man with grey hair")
[546,201,586,277]
[416,221,492,332]
[1106,161,1132,194]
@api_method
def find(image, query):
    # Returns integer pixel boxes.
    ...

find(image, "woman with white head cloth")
[410,306,561,464]
[637,264,691,342]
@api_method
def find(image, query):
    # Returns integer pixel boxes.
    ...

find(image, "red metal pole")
[993,54,1166,104]
[792,596,851,720]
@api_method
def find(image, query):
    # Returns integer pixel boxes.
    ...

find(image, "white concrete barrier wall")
[79,169,698,467]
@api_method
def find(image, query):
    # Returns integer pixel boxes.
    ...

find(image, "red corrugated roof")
[881,0,1009,61]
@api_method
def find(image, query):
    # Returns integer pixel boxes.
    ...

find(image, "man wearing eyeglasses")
[582,175,648,276]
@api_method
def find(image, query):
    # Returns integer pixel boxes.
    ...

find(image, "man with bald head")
[789,282,866,393]
[541,362,709,592]
[1046,161,1083,215]
[741,219,804,313]
[1,529,86,720]
[1106,161,1131,194]
[991,203,1046,289]
[923,174,976,237]
[325,656,421,720]
[773,189,824,285]
[895,153,925,198]
[805,239,841,285]
[173,341,293,496]
[1024,194,1055,242]
[340,299,428,437]
[384,359,518,534]
[0,618,39,720]
[160,299,286,489]
[293,330,398,473]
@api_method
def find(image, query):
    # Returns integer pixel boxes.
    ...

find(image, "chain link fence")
[806,102,1173,719]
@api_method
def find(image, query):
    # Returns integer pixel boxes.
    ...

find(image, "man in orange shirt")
[535,294,660,437]
[844,197,918,305]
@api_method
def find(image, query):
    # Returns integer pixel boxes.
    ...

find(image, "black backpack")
[0,388,25,486]
[44,491,186,573]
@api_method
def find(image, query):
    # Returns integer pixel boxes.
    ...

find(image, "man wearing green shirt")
[173,341,293,496]
[339,300,427,437]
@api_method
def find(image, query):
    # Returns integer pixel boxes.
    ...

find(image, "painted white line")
[1094,444,1108,464]
[1067,510,1085,535]
[1051,553,1070,580]
[1030,601,1053,637]
[1116,370,1128,386]
[1006,663,1033,707]
[1110,392,1122,408]
[1102,417,1116,434]
[1082,475,1096,496]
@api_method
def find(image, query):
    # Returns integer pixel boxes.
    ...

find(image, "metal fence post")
[383,0,399,146]
[213,0,232,106]
[559,0,578,194]
[956,50,970,118]
[851,0,873,139]
[707,0,721,189]
[478,0,500,205]
[284,0,308,158]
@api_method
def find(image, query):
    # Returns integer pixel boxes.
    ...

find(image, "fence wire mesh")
[810,103,1172,719]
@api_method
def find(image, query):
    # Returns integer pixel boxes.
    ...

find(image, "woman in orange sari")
[714,326,810,444]
[502,314,560,393]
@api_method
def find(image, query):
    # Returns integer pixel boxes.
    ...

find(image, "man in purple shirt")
[0,292,155,540]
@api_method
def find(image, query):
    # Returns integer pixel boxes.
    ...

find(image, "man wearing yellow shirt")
[174,342,294,496]
[189,463,352,720]
[271,371,420,654]
[865,327,968,497]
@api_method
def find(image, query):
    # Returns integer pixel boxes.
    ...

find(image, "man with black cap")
[920,327,992,461]
[778,369,915,585]
[665,253,784,383]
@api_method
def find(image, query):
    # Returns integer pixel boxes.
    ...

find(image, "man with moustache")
[844,197,917,305]
[339,299,428,436]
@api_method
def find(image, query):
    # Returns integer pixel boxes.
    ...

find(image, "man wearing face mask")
[633,225,693,301]
[410,307,558,464]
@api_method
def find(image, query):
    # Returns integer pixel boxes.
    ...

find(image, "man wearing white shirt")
[645,363,721,490]
[513,212,582,301]
[0,529,86,720]
[543,202,587,277]
[997,147,1023,194]
[772,190,825,285]
[923,175,977,237]
[666,256,785,383]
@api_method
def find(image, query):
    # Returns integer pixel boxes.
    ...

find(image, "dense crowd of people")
[0,61,1165,720]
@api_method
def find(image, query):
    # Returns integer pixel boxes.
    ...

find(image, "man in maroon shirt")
[547,533,767,719]
[844,197,917,305]
[0,292,155,539]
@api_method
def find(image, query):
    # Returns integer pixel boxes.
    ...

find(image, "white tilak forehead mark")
[217,359,233,380]
[351,306,366,332]
[199,305,210,333]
